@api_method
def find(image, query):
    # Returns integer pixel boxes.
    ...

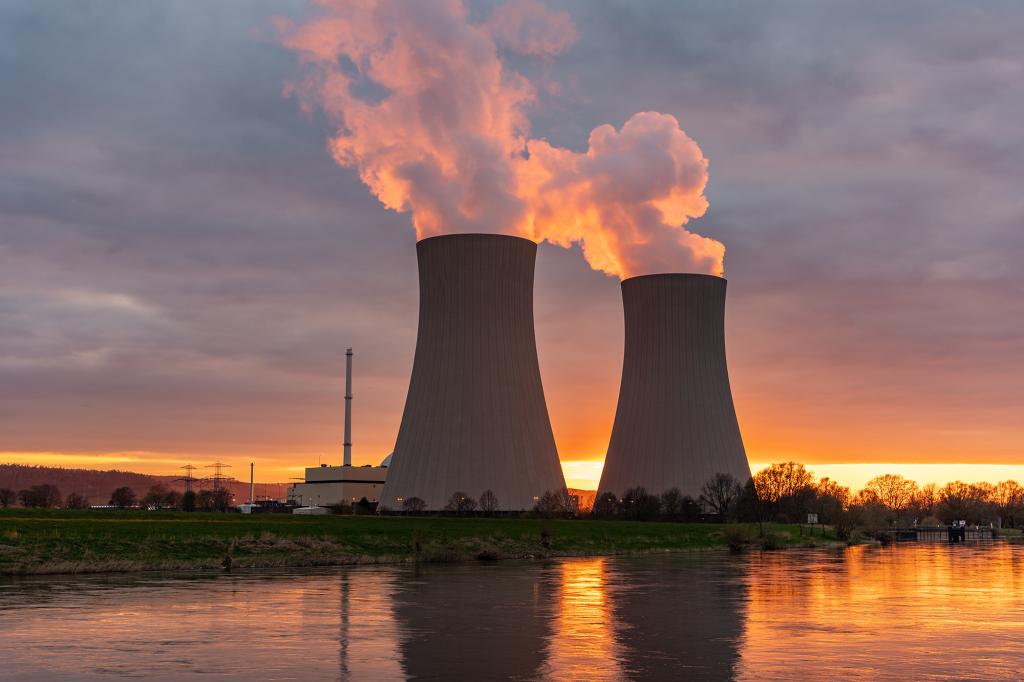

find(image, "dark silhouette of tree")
[18,484,62,508]
[937,481,995,525]
[444,492,477,515]
[813,477,850,525]
[700,473,743,520]
[478,489,499,514]
[164,490,182,509]
[621,487,661,521]
[679,495,703,521]
[109,486,137,509]
[141,484,170,509]
[591,492,619,519]
[401,496,426,513]
[0,488,15,508]
[994,480,1024,528]
[534,488,574,517]
[181,490,197,512]
[65,492,90,509]
[659,488,682,519]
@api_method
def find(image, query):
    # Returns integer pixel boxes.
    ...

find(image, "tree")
[444,492,477,515]
[753,462,814,502]
[813,477,850,525]
[591,492,619,519]
[65,492,90,509]
[401,496,426,513]
[660,488,683,519]
[862,474,919,524]
[0,488,15,508]
[478,489,499,514]
[534,488,575,517]
[993,480,1024,528]
[197,488,233,512]
[141,484,170,509]
[621,487,661,521]
[109,486,137,509]
[18,484,62,508]
[936,481,994,525]
[181,490,197,512]
[164,490,182,510]
[700,473,743,520]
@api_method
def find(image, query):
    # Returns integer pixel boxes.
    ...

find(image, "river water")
[2,543,1023,680]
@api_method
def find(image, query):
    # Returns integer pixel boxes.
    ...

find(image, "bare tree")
[752,462,814,502]
[534,488,575,517]
[591,492,619,519]
[65,492,90,509]
[700,473,743,520]
[994,480,1024,528]
[478,489,499,514]
[402,496,426,513]
[19,484,62,508]
[0,488,15,508]
[444,492,477,515]
[109,486,137,509]
[621,487,660,521]
[862,474,919,523]
[660,488,683,519]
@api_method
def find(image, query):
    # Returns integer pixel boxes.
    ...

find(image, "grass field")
[0,509,840,575]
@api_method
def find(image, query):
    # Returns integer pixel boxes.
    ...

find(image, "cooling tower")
[380,233,566,511]
[598,274,750,499]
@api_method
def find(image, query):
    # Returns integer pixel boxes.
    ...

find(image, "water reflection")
[538,558,624,680]
[2,544,1024,680]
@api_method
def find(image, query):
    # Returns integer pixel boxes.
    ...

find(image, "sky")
[2,1,1022,491]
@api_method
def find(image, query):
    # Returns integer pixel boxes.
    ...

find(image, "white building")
[287,462,388,508]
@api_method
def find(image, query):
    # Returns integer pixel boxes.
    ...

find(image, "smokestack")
[599,274,750,499]
[381,234,566,510]
[249,462,254,505]
[344,347,353,466]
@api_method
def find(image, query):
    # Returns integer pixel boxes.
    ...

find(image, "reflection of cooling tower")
[381,234,566,511]
[599,274,750,499]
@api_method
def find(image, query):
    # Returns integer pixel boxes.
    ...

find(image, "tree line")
[0,483,234,512]
[385,462,1024,531]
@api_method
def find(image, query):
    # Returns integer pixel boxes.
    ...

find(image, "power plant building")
[599,274,750,499]
[380,234,567,511]
[287,463,388,508]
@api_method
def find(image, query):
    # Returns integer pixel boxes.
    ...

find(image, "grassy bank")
[0,509,839,576]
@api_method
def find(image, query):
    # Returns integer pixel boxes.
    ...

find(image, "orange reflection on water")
[539,557,625,680]
[738,544,1024,679]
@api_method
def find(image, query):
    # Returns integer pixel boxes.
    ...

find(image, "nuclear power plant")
[598,274,750,500]
[380,233,567,511]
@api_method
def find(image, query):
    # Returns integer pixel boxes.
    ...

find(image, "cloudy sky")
[2,1,1022,489]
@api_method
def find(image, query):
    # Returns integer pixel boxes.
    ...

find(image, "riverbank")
[0,509,841,575]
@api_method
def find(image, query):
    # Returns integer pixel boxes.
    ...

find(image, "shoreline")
[0,510,846,577]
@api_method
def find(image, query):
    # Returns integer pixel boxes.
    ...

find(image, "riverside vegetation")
[0,509,838,576]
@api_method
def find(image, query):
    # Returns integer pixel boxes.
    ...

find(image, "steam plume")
[278,0,722,279]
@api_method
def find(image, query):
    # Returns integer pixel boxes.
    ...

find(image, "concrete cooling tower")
[598,274,750,499]
[380,233,566,511]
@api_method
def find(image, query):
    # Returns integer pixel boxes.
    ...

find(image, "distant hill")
[0,464,289,505]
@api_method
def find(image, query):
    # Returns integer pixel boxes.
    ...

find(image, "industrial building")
[287,462,388,508]
[380,233,567,511]
[287,347,390,509]
[599,274,751,499]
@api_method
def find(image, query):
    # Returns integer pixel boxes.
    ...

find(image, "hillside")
[0,464,289,505]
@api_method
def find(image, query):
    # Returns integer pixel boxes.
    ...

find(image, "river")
[2,543,1023,680]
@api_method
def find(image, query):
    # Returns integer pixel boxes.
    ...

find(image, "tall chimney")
[381,234,566,510]
[249,462,254,505]
[344,347,353,466]
[599,274,750,499]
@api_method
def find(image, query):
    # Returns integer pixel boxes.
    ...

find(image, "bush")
[591,492,619,519]
[444,492,477,515]
[621,487,661,521]
[402,496,427,513]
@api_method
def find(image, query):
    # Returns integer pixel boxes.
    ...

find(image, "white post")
[344,348,353,466]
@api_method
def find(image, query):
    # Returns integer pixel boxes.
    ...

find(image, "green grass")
[0,509,839,575]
